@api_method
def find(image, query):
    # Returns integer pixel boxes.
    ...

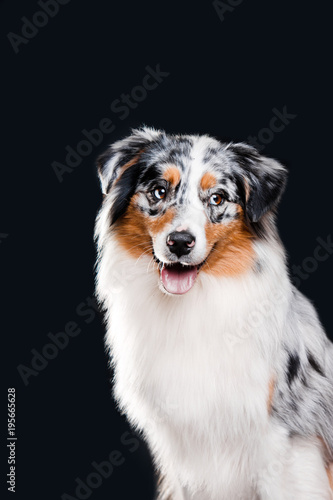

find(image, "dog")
[94,127,333,499]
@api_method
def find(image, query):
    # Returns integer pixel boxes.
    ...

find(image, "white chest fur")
[99,248,291,498]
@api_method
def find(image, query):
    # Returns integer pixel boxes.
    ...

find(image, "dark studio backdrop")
[1,1,332,499]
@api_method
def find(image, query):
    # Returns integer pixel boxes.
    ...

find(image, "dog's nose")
[166,231,196,258]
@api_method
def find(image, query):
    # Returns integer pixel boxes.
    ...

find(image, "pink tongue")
[161,265,198,295]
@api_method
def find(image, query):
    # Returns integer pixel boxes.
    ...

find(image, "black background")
[1,1,332,499]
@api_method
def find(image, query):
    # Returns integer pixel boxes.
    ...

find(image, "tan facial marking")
[202,207,255,277]
[147,207,176,236]
[244,178,251,202]
[115,153,142,183]
[163,166,181,187]
[327,463,333,491]
[200,172,217,191]
[267,377,275,413]
[317,437,333,490]
[114,195,175,259]
[113,195,151,259]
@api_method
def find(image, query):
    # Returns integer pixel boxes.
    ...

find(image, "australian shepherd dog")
[94,127,333,499]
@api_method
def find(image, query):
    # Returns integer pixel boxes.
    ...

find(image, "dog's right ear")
[97,127,162,195]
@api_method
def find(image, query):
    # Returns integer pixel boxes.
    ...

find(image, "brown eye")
[209,193,223,206]
[153,187,167,200]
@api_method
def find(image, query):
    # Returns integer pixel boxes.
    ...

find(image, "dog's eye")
[152,187,167,200]
[209,193,223,206]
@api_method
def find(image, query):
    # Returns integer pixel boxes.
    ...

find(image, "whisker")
[135,248,154,267]
[125,242,152,253]
[147,256,156,273]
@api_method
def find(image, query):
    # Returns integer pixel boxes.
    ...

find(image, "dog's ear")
[229,143,288,223]
[97,127,161,194]
[97,127,162,224]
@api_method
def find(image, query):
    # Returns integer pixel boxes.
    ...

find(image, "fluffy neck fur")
[95,208,293,498]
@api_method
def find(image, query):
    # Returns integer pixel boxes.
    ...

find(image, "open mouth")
[160,263,198,295]
[154,255,206,295]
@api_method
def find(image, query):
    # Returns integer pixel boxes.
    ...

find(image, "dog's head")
[97,127,287,295]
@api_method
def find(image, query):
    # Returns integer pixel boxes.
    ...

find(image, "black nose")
[166,231,196,258]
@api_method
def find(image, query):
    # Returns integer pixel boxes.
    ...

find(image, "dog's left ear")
[97,127,163,224]
[229,143,288,223]
[97,127,162,195]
